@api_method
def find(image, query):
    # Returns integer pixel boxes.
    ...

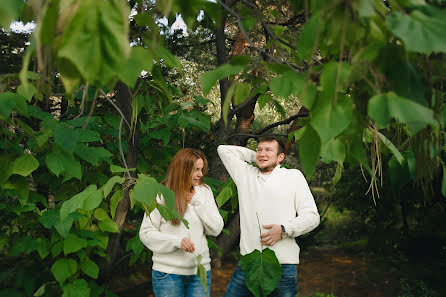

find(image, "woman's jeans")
[152,269,212,297]
[224,262,297,297]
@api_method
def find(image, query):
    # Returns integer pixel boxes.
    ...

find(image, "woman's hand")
[181,238,195,253]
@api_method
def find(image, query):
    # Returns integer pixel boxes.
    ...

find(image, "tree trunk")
[103,81,139,276]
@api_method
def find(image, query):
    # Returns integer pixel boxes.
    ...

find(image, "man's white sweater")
[218,145,320,264]
[139,184,223,275]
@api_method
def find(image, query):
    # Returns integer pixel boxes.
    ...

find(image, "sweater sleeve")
[217,145,256,183]
[139,209,183,253]
[283,170,320,238]
[190,186,224,236]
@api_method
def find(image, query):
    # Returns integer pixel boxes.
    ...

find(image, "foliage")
[0,0,446,295]
[240,248,283,297]
[398,278,440,297]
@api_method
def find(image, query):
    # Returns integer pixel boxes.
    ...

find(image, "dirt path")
[115,247,402,297]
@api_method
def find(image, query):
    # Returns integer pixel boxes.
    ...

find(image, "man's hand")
[260,224,282,246]
[181,238,195,253]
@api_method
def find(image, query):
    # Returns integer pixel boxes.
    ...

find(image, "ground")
[113,246,402,297]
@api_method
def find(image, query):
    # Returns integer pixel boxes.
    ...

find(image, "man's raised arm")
[217,145,256,183]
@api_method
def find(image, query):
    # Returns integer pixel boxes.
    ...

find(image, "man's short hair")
[259,134,285,155]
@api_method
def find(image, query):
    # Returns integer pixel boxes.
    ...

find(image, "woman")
[139,148,224,297]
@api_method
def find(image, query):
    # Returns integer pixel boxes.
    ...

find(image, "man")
[217,135,320,297]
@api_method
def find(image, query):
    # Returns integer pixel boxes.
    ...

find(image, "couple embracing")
[139,135,320,296]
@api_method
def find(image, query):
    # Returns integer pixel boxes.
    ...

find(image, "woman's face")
[191,158,204,186]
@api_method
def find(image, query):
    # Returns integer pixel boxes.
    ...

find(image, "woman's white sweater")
[139,184,223,275]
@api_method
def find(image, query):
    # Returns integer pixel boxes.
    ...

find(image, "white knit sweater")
[217,145,320,264]
[139,184,224,275]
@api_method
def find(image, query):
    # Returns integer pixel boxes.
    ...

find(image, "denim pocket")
[152,270,170,280]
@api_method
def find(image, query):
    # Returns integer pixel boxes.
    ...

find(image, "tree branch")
[254,107,309,135]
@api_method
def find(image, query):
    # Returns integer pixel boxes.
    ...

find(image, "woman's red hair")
[165,148,208,225]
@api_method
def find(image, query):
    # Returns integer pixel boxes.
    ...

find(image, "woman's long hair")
[165,148,208,225]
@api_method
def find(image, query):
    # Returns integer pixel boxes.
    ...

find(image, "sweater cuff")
[174,237,183,249]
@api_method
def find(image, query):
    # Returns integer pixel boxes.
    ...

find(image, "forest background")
[0,0,446,296]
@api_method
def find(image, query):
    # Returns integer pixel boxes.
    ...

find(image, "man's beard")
[258,164,275,172]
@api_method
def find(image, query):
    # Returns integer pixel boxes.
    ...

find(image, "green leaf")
[93,208,109,221]
[51,258,78,286]
[320,62,351,99]
[101,176,125,199]
[333,162,343,186]
[11,154,39,177]
[119,46,154,88]
[133,176,160,207]
[36,237,50,259]
[367,92,438,134]
[389,156,410,194]
[64,233,88,255]
[60,185,101,221]
[155,45,182,74]
[0,92,28,118]
[216,179,236,208]
[77,129,100,142]
[75,144,113,165]
[17,84,36,101]
[230,55,252,66]
[80,258,99,279]
[298,125,321,178]
[377,132,404,165]
[0,0,23,28]
[125,235,144,256]
[297,12,321,60]
[201,64,243,96]
[110,190,123,219]
[98,218,119,233]
[9,236,36,256]
[110,164,135,173]
[62,279,90,297]
[269,71,305,98]
[196,254,208,294]
[240,248,283,297]
[234,82,251,105]
[386,8,446,54]
[258,94,272,110]
[149,129,171,146]
[311,93,353,145]
[55,124,79,154]
[34,283,47,297]
[358,0,376,18]
[57,0,130,85]
[156,203,181,222]
[320,138,346,164]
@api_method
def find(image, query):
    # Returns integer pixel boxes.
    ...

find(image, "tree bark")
[103,81,139,276]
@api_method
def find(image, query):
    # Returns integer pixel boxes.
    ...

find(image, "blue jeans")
[152,269,212,297]
[224,262,297,297]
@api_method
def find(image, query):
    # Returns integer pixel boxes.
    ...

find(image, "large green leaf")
[119,46,154,88]
[234,82,251,105]
[133,176,160,207]
[60,185,101,221]
[320,138,346,164]
[57,0,130,85]
[367,92,438,134]
[0,0,23,28]
[54,124,79,154]
[196,254,208,294]
[64,233,88,255]
[297,125,321,178]
[386,7,446,54]
[0,92,28,118]
[240,248,283,297]
[74,144,112,165]
[62,279,90,297]
[110,190,123,219]
[45,152,81,180]
[51,258,78,286]
[320,62,351,100]
[297,12,321,60]
[10,154,39,177]
[377,131,404,165]
[311,93,353,145]
[98,218,120,233]
[269,71,305,98]
[101,176,125,199]
[80,258,99,279]
[200,64,243,96]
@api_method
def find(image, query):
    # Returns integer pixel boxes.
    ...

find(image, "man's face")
[256,140,284,173]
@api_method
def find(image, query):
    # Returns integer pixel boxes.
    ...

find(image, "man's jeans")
[152,269,211,297]
[224,262,297,297]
